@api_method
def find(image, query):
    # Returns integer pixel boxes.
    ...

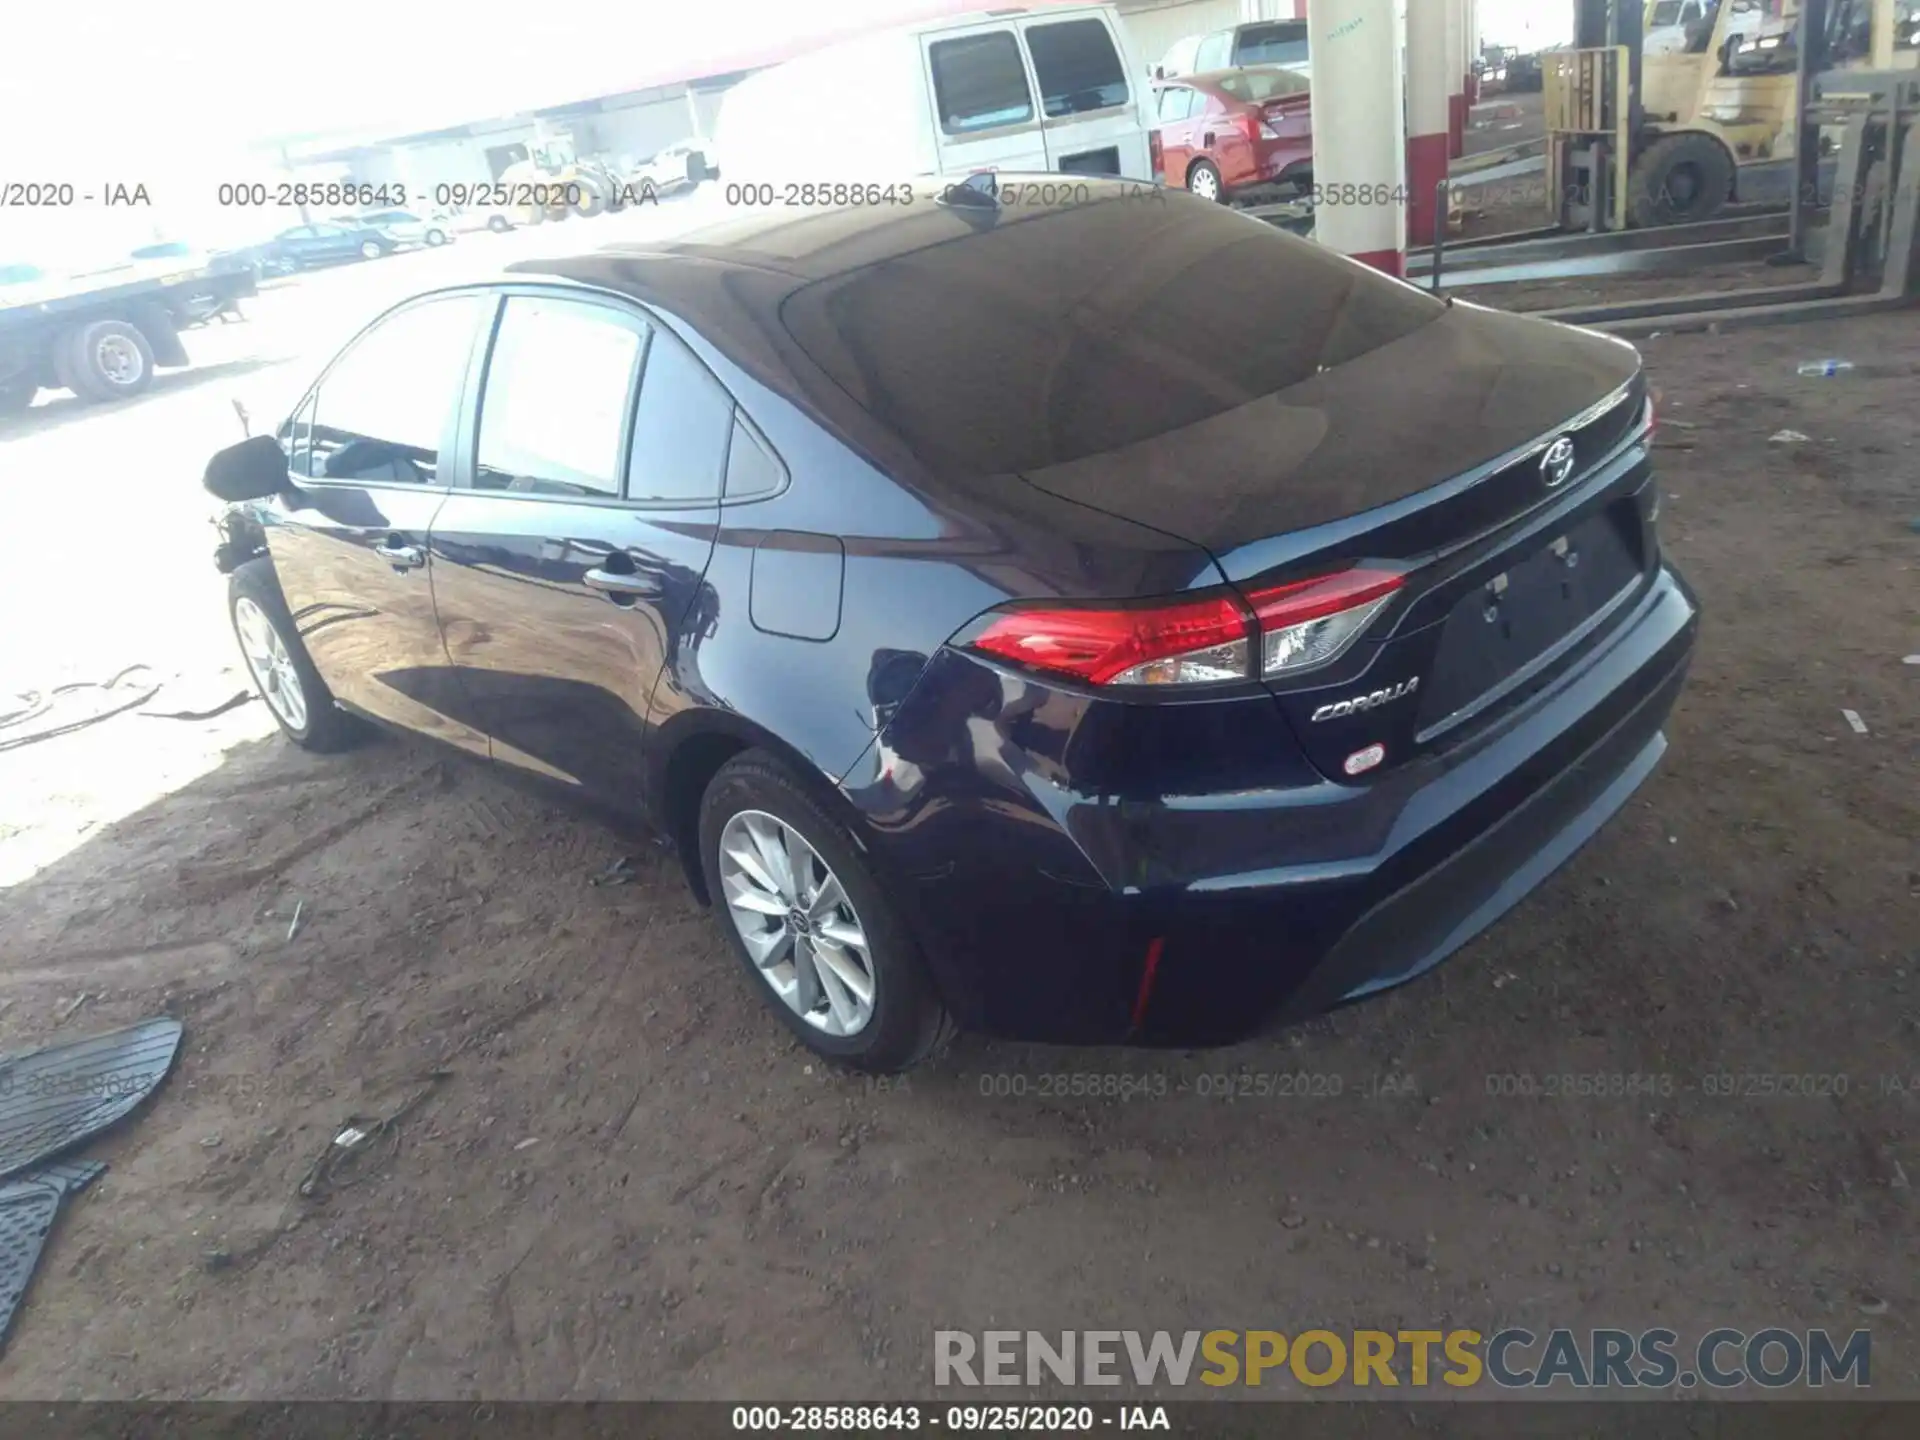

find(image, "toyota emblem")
[1539,436,1577,489]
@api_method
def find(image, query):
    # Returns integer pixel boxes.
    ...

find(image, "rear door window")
[625,327,735,505]
[928,30,1036,132]
[1025,18,1129,116]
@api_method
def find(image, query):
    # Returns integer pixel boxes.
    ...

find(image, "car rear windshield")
[1214,68,1311,103]
[1237,22,1309,66]
[779,196,1444,480]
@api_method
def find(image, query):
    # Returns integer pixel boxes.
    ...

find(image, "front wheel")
[699,751,953,1072]
[1628,132,1734,227]
[229,559,363,752]
[358,239,385,260]
[487,213,511,232]
[424,228,448,246]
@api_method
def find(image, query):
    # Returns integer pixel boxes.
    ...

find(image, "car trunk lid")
[1017,301,1651,778]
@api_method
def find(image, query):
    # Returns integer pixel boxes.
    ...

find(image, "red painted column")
[1407,0,1451,247]
[1306,0,1407,277]
[1445,0,1466,158]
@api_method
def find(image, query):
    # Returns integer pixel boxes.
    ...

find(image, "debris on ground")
[286,900,305,942]
[1797,360,1856,377]
[1842,709,1870,735]
[1769,430,1813,444]
[589,855,638,887]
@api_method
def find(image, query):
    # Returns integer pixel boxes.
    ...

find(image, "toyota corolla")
[203,177,1697,1071]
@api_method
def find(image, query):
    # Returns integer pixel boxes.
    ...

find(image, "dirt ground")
[1,310,1916,1402]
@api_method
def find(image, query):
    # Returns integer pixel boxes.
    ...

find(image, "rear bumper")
[852,562,1697,1046]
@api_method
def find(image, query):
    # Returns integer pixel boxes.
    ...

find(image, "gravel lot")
[0,218,1915,1400]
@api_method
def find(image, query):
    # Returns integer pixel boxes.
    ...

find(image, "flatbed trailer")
[0,257,258,413]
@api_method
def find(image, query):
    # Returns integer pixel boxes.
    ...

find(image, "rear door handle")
[584,566,660,599]
[374,540,425,570]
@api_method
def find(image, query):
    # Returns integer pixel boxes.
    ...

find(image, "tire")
[56,319,155,402]
[488,214,511,232]
[1628,132,1734,228]
[425,228,448,246]
[358,239,385,260]
[699,750,954,1072]
[1187,158,1226,203]
[228,558,363,752]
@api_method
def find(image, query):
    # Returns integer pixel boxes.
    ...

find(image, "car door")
[1018,11,1149,178]
[268,290,492,755]
[1155,84,1197,186]
[276,226,317,264]
[922,22,1050,176]
[429,290,729,805]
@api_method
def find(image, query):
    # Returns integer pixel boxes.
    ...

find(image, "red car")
[1152,66,1313,202]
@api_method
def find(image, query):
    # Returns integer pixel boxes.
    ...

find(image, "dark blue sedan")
[204,177,1697,1070]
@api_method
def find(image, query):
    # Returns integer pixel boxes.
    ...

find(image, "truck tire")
[1628,132,1734,228]
[56,319,156,403]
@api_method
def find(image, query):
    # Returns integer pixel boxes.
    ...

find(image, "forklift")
[1549,0,1918,229]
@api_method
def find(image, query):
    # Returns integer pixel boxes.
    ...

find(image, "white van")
[711,4,1158,190]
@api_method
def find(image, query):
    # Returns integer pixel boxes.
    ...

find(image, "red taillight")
[969,590,1253,687]
[1149,129,1165,183]
[966,567,1404,688]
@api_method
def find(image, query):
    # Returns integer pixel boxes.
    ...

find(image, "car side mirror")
[204,434,291,502]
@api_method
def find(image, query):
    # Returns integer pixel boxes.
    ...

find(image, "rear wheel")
[357,239,385,260]
[56,319,155,402]
[487,213,512,232]
[1628,132,1734,227]
[699,751,953,1072]
[228,559,363,752]
[425,228,448,246]
[1188,158,1225,203]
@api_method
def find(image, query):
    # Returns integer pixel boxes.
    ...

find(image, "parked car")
[203,178,1696,1071]
[437,206,515,236]
[1154,66,1313,202]
[1504,50,1546,91]
[629,141,709,194]
[1155,20,1310,80]
[1645,0,1711,55]
[258,221,402,272]
[711,3,1155,188]
[344,208,453,247]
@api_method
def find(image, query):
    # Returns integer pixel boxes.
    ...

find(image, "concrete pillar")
[1407,0,1451,246]
[1464,0,1479,104]
[1307,0,1407,276]
[1445,0,1466,158]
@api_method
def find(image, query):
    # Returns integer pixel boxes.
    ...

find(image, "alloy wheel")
[718,809,876,1037]
[1191,164,1220,201]
[234,596,309,731]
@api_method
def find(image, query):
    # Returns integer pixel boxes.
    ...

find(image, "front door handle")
[374,540,425,570]
[584,566,660,599]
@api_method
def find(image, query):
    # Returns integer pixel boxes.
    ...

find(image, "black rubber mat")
[0,1018,182,1183]
[0,1158,105,1354]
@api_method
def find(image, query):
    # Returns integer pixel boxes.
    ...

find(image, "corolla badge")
[1311,675,1419,723]
[1539,436,1577,489]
